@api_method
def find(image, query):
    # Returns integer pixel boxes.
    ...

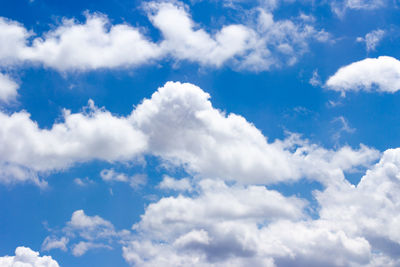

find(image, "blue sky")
[1,0,400,266]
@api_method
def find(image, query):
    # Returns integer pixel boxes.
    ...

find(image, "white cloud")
[0,100,147,185]
[326,56,400,95]
[122,148,400,266]
[72,241,111,257]
[345,0,386,9]
[131,81,379,186]
[0,1,329,72]
[22,13,162,71]
[100,169,147,188]
[122,179,375,266]
[158,175,192,192]
[42,236,69,252]
[74,177,94,187]
[357,29,385,52]
[0,81,379,186]
[44,210,130,257]
[331,0,386,16]
[124,179,309,266]
[0,246,59,267]
[0,73,18,102]
[0,17,30,66]
[309,69,321,86]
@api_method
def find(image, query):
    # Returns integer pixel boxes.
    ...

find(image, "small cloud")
[100,169,147,189]
[356,29,385,52]
[309,69,322,87]
[72,241,112,257]
[42,236,69,252]
[332,116,355,142]
[74,177,94,187]
[158,175,192,192]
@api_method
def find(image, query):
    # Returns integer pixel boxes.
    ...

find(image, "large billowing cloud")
[0,247,59,267]
[326,56,400,95]
[0,81,379,185]
[121,148,400,267]
[0,1,328,72]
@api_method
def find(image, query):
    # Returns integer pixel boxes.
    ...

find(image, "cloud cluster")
[0,247,59,267]
[122,148,400,266]
[0,1,328,73]
[43,210,129,256]
[326,56,400,95]
[0,81,379,186]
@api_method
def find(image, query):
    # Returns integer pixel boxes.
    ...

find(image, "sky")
[1,0,400,266]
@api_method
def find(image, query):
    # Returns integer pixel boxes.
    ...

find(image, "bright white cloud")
[0,1,329,72]
[357,29,385,52]
[0,247,59,267]
[123,147,400,266]
[0,81,379,186]
[0,73,18,102]
[0,100,147,185]
[326,56,400,95]
[131,81,379,185]
[22,14,162,70]
[44,210,130,257]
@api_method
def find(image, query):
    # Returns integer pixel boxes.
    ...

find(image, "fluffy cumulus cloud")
[43,210,130,257]
[0,247,59,267]
[326,56,400,95]
[0,81,379,185]
[122,148,400,266]
[0,1,328,72]
[0,100,147,185]
[130,81,378,185]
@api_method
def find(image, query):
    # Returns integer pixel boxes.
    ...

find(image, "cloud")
[122,148,400,266]
[42,236,69,252]
[131,81,379,185]
[0,99,147,185]
[158,175,192,192]
[44,210,130,257]
[331,0,387,16]
[0,81,379,186]
[0,246,59,267]
[100,169,147,189]
[356,29,385,52]
[72,241,112,257]
[326,56,400,95]
[309,69,321,87]
[0,73,18,102]
[0,1,329,72]
[74,177,94,187]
